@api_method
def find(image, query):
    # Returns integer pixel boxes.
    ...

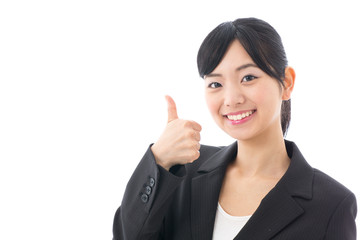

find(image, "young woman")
[113,18,357,240]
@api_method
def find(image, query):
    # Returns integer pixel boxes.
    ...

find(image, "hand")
[151,95,202,171]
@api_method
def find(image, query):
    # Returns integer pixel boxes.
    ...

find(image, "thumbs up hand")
[151,96,202,171]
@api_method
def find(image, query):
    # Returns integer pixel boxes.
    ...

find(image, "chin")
[228,132,256,142]
[220,126,257,142]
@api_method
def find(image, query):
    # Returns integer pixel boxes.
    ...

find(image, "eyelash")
[207,75,257,89]
[208,82,222,88]
[242,75,257,82]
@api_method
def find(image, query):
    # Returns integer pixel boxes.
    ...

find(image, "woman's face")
[204,40,289,141]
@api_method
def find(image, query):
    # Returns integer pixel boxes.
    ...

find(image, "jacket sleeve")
[324,192,357,240]
[113,145,186,240]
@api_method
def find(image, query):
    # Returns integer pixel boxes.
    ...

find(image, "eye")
[208,82,222,88]
[242,75,257,82]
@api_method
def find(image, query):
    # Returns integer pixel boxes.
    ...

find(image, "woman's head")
[197,17,293,136]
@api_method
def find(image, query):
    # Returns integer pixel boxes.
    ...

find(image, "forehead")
[211,40,254,73]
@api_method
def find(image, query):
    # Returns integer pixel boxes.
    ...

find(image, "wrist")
[151,144,171,171]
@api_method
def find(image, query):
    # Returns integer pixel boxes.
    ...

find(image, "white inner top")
[212,203,252,240]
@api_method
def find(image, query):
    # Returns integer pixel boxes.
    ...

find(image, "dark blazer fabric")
[113,140,357,240]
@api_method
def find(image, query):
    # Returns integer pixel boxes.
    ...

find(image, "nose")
[223,84,245,107]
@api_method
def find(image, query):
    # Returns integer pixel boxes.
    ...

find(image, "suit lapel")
[190,140,314,240]
[234,186,304,239]
[190,142,237,240]
[235,140,314,239]
[191,167,226,240]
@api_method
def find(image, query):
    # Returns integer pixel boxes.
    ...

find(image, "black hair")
[197,18,291,136]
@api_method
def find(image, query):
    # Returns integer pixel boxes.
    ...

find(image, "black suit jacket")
[113,140,357,239]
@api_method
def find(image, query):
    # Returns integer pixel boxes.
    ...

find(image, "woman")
[113,18,357,239]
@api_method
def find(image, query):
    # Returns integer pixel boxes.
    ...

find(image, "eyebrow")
[205,63,258,78]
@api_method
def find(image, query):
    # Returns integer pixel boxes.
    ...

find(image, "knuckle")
[196,149,200,156]
[184,151,194,160]
[194,123,202,131]
[193,151,200,160]
[187,140,199,149]
[190,150,200,159]
[183,120,192,128]
[196,132,201,141]
[185,141,195,149]
[186,130,194,138]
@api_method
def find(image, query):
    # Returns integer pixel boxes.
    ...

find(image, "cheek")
[254,84,282,115]
[252,90,266,105]
[205,93,220,116]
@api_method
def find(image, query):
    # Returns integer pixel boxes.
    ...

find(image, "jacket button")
[145,186,152,195]
[149,177,155,187]
[141,194,148,203]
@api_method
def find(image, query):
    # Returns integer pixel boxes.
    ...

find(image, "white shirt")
[212,203,252,240]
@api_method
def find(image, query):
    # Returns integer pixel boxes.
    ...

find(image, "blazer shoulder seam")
[324,191,356,236]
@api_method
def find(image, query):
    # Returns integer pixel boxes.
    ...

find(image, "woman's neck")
[234,127,290,179]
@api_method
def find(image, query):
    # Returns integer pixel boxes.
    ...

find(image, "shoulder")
[285,140,356,213]
[311,170,357,238]
[286,140,354,202]
[308,167,357,225]
[312,168,355,203]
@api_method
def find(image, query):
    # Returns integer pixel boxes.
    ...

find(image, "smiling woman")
[198,18,293,136]
[112,18,357,240]
[202,40,295,142]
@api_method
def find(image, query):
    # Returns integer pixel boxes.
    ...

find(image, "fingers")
[196,142,201,151]
[165,95,178,123]
[183,122,201,141]
[190,121,202,132]
[192,143,201,161]
[193,131,201,141]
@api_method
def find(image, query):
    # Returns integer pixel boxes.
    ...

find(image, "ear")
[282,66,296,100]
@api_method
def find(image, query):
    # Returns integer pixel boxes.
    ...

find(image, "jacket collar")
[191,140,314,240]
[281,140,313,199]
[197,141,238,173]
[197,140,313,199]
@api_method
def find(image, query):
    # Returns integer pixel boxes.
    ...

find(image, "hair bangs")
[197,22,236,78]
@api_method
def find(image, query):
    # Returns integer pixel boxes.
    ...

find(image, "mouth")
[223,110,256,124]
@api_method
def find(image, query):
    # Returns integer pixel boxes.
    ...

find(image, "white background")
[1,0,359,239]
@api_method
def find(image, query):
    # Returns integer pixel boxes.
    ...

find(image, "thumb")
[165,95,178,123]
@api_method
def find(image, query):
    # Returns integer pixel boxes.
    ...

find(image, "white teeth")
[227,110,254,121]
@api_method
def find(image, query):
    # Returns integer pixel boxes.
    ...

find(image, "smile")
[226,110,255,121]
